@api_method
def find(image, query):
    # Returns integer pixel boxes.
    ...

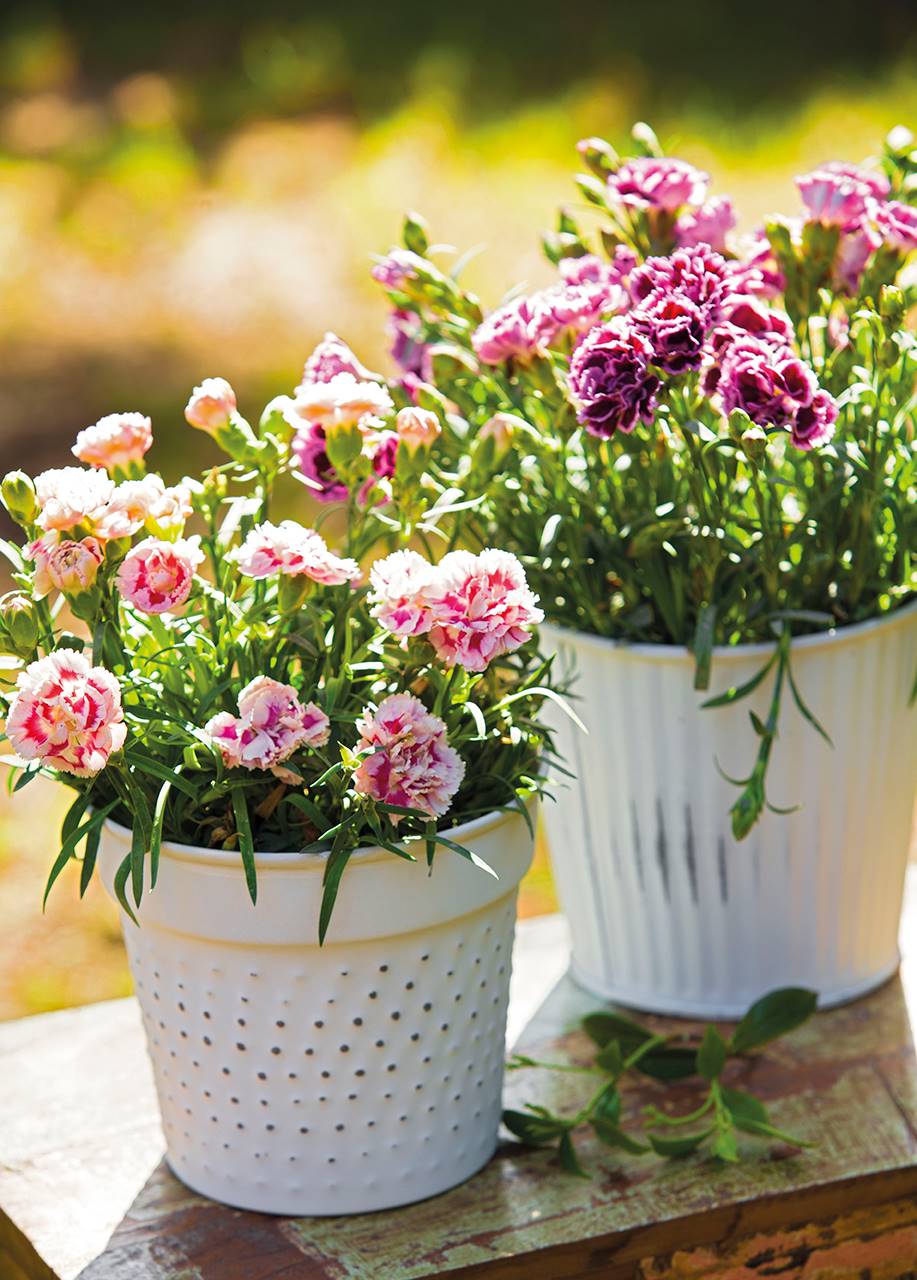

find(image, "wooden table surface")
[1,876,915,1280]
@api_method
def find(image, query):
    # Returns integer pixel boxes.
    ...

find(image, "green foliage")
[504,986,817,1174]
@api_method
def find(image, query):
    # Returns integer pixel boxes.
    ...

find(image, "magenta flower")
[369,429,399,478]
[790,389,839,450]
[299,332,376,388]
[719,336,818,429]
[833,224,882,293]
[629,244,732,318]
[634,292,707,373]
[538,280,629,344]
[425,549,544,673]
[568,317,660,437]
[728,233,786,299]
[206,676,329,773]
[6,649,126,777]
[27,533,104,598]
[388,309,431,378]
[292,424,349,503]
[796,162,889,227]
[184,377,237,434]
[371,248,426,289]
[873,200,917,253]
[353,693,464,820]
[72,413,153,472]
[471,295,548,365]
[232,521,359,585]
[368,549,436,639]
[606,157,709,212]
[674,196,736,253]
[560,248,638,290]
[117,536,204,614]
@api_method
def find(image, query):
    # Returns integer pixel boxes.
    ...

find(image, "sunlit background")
[1,0,915,1019]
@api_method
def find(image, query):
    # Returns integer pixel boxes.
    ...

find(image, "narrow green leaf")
[647,1128,712,1157]
[702,652,777,709]
[558,1131,589,1177]
[786,661,834,747]
[731,1115,812,1147]
[429,832,498,879]
[582,1010,653,1050]
[692,603,716,691]
[79,821,102,898]
[231,784,258,905]
[113,851,139,925]
[730,987,818,1054]
[591,1115,649,1154]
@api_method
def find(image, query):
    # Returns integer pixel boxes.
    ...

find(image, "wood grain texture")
[1,874,915,1280]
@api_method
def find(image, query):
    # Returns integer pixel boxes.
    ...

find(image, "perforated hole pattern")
[126,894,519,1215]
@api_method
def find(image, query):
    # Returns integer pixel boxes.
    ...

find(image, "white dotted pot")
[98,805,535,1216]
[541,604,917,1018]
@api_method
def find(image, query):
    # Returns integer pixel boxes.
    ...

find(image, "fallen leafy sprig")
[503,987,817,1175]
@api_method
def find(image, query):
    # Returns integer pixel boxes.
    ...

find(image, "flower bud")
[740,425,768,464]
[886,124,914,155]
[478,412,517,461]
[402,210,429,257]
[631,121,662,157]
[0,594,39,656]
[259,394,297,444]
[395,406,441,454]
[185,377,237,434]
[879,284,906,327]
[324,421,364,470]
[879,337,900,368]
[1,471,37,526]
[576,136,618,177]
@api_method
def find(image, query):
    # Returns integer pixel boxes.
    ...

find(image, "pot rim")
[542,595,917,665]
[103,796,535,874]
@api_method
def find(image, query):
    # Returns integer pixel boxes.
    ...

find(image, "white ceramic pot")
[99,804,535,1215]
[541,604,917,1018]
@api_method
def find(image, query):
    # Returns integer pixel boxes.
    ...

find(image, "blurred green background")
[0,0,915,1019]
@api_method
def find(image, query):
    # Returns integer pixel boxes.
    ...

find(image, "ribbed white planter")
[99,805,535,1216]
[541,604,917,1018]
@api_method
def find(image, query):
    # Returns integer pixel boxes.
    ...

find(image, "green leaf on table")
[591,1114,649,1154]
[647,1128,712,1157]
[718,1086,768,1125]
[696,1025,728,1081]
[582,1010,654,1050]
[730,987,817,1053]
[711,1127,740,1163]
[558,1131,589,1177]
[502,1108,568,1146]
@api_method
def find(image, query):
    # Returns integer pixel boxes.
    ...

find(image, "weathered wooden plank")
[0,875,914,1280]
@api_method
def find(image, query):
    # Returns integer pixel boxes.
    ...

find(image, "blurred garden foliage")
[0,0,914,1017]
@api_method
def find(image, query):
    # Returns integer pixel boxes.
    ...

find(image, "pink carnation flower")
[117,537,204,614]
[833,224,882,293]
[674,196,737,253]
[426,549,544,673]
[232,521,360,585]
[34,467,115,533]
[299,332,377,388]
[796,162,889,227]
[559,249,637,290]
[371,248,426,289]
[185,377,237,434]
[395,406,441,453]
[873,199,917,253]
[6,649,126,777]
[353,693,464,820]
[472,295,548,365]
[206,676,329,773]
[27,533,104,598]
[537,281,628,344]
[790,389,839,451]
[369,549,436,638]
[728,233,786,299]
[606,157,709,212]
[72,412,153,472]
[290,373,394,432]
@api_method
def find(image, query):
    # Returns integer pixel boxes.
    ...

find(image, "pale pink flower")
[353,693,464,820]
[369,549,436,639]
[426,549,544,672]
[93,475,165,540]
[290,373,394,433]
[796,162,889,227]
[185,377,237,434]
[145,480,193,538]
[6,649,126,777]
[299,333,376,388]
[395,406,441,453]
[472,295,547,365]
[27,533,104,598]
[232,521,360,585]
[34,467,115,533]
[206,676,329,773]
[117,537,204,614]
[72,412,153,472]
[674,196,737,253]
[873,199,917,253]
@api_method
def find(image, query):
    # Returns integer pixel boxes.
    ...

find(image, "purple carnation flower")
[719,336,818,430]
[634,291,707,374]
[606,157,709,212]
[629,244,732,320]
[388,309,431,379]
[559,248,638,290]
[791,389,839,451]
[299,332,375,389]
[568,317,660,437]
[371,248,426,289]
[292,423,349,503]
